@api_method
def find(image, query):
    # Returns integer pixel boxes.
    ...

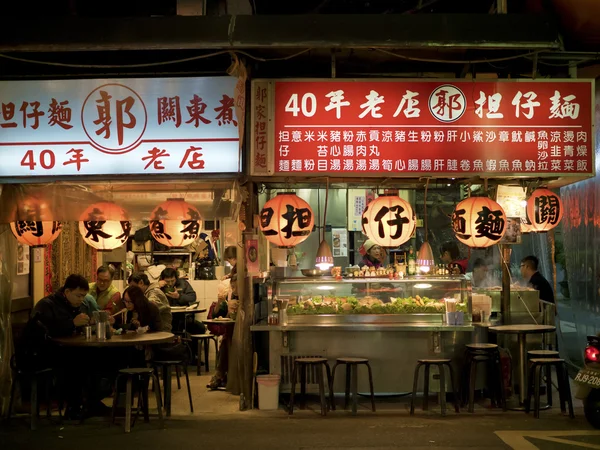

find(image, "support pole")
[500,244,512,324]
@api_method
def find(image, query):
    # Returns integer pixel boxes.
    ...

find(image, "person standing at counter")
[159,267,197,306]
[520,255,555,304]
[359,239,385,269]
[89,265,122,314]
[440,241,468,275]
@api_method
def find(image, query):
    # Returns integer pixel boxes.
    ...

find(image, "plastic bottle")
[408,246,416,276]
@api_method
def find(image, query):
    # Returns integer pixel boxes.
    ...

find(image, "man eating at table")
[89,265,122,314]
[128,272,172,332]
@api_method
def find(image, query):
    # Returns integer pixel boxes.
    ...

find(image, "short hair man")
[32,274,90,337]
[128,272,172,332]
[89,265,122,313]
[520,255,555,304]
[159,267,197,306]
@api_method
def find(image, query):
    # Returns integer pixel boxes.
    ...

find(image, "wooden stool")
[7,364,56,431]
[111,368,164,433]
[526,358,574,419]
[153,360,193,417]
[527,350,559,407]
[331,357,375,414]
[289,357,334,416]
[190,334,219,375]
[410,359,459,416]
[463,343,506,413]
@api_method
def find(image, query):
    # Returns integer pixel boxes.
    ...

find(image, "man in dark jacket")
[520,255,555,304]
[159,268,197,306]
[33,274,90,337]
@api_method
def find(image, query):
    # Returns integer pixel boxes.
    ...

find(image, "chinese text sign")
[271,80,593,177]
[0,77,240,178]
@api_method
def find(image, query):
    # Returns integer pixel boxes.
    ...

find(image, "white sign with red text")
[0,76,240,178]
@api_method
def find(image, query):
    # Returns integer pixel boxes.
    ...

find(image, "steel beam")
[0,14,559,52]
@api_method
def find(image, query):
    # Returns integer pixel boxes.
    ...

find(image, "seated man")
[159,268,197,306]
[89,265,122,314]
[128,272,173,332]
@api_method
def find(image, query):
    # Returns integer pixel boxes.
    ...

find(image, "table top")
[489,324,556,335]
[203,318,235,325]
[170,307,207,314]
[52,331,175,347]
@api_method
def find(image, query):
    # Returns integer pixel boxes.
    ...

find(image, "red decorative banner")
[272,80,594,177]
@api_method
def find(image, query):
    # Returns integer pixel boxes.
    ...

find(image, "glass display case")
[269,276,472,320]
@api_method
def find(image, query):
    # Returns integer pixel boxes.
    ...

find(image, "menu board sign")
[251,79,594,179]
[0,76,241,180]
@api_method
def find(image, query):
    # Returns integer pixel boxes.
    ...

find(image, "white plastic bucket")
[257,374,281,410]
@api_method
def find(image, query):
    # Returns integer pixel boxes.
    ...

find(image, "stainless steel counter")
[251,322,474,332]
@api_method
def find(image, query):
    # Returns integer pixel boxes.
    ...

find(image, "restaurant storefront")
[0,73,250,416]
[249,78,594,399]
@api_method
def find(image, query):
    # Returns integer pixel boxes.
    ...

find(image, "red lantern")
[260,192,314,248]
[452,197,507,248]
[150,199,202,248]
[10,196,62,247]
[526,188,563,232]
[520,214,533,234]
[361,194,416,248]
[79,202,132,251]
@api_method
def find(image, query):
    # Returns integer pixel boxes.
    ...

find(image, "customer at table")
[159,267,197,306]
[469,258,497,288]
[128,272,172,332]
[440,241,468,275]
[89,265,122,314]
[120,286,163,332]
[520,255,555,304]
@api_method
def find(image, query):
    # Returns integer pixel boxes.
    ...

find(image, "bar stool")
[526,358,574,419]
[111,368,164,433]
[410,359,459,416]
[462,343,506,413]
[7,361,57,431]
[190,334,219,375]
[527,350,559,407]
[153,360,193,416]
[331,357,376,414]
[289,357,334,416]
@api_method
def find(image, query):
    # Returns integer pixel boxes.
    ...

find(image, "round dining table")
[52,331,175,347]
[489,324,556,407]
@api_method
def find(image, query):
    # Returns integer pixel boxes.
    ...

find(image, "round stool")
[410,359,459,416]
[190,334,219,375]
[112,368,163,433]
[526,358,574,419]
[289,357,334,416]
[331,357,376,414]
[527,350,559,407]
[463,343,506,412]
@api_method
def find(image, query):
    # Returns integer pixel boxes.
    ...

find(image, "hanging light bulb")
[417,241,435,274]
[315,239,334,271]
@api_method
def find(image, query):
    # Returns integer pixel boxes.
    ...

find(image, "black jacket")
[529,271,555,304]
[32,291,81,338]
[121,301,163,332]
[162,278,197,306]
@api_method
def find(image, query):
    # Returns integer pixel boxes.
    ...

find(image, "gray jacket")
[146,282,172,332]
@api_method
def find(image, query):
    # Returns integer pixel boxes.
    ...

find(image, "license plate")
[575,368,600,388]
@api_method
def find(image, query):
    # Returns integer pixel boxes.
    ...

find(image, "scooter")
[575,335,600,428]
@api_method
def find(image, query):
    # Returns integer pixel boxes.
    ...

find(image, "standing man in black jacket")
[520,255,555,304]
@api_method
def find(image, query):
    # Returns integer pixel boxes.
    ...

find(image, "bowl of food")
[301,269,326,278]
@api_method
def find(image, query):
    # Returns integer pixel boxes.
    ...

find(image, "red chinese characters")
[63,148,89,171]
[142,147,170,170]
[272,80,593,176]
[252,83,269,173]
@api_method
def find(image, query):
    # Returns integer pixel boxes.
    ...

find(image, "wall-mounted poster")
[17,243,30,275]
[332,228,348,257]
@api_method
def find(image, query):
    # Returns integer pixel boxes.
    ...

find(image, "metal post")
[500,244,512,324]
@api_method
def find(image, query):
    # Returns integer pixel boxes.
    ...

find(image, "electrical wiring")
[0,48,312,69]
[375,48,543,65]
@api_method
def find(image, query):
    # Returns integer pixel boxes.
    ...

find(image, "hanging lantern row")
[361,194,415,248]
[452,197,507,249]
[260,192,314,248]
[10,197,204,250]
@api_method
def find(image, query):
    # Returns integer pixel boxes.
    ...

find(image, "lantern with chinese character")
[10,196,62,247]
[526,188,563,232]
[260,192,314,248]
[150,199,203,248]
[361,194,416,248]
[520,214,533,234]
[452,197,507,248]
[79,202,132,251]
